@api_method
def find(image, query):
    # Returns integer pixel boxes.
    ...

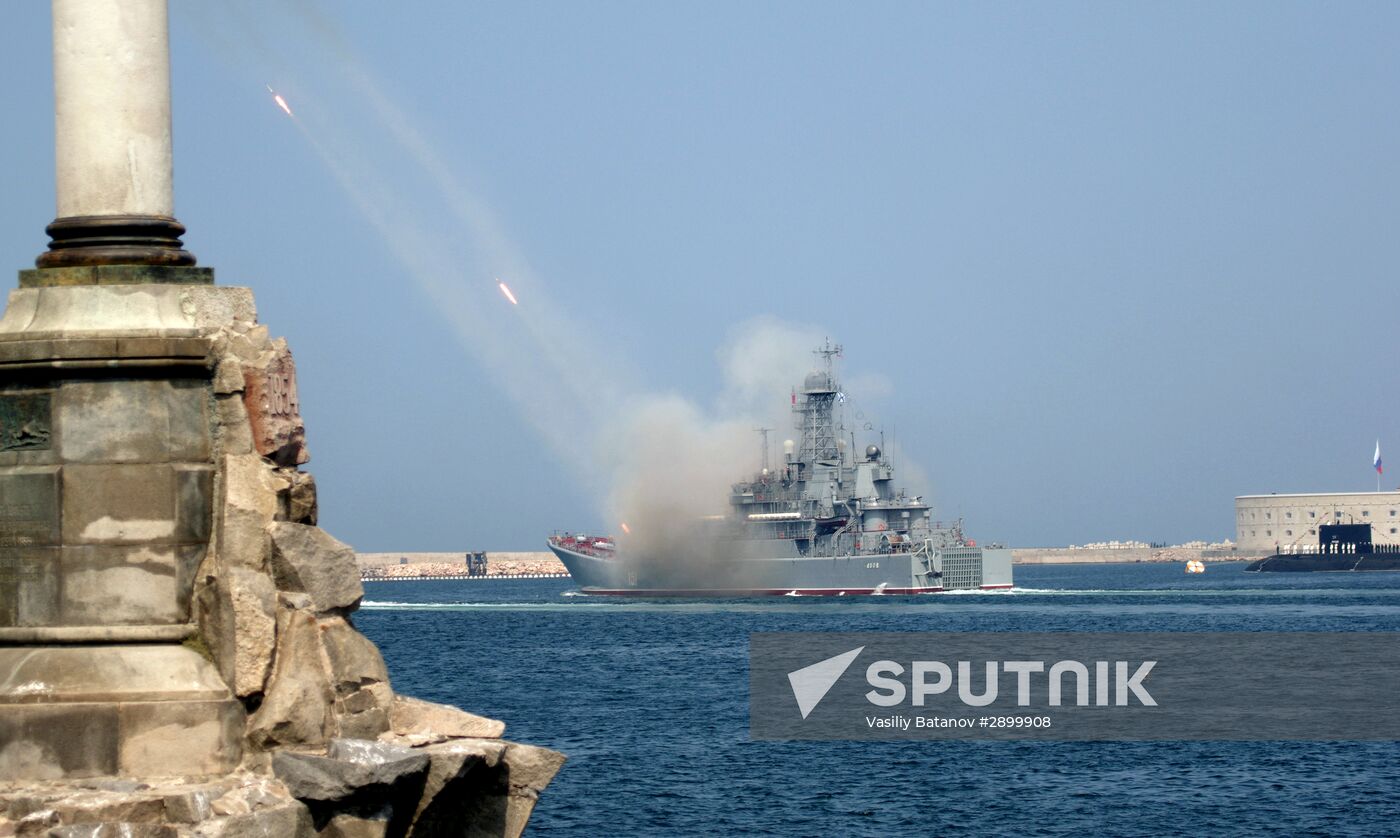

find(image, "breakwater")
[1012,546,1256,565]
[358,551,569,581]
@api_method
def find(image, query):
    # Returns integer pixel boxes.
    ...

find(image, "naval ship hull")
[1244,554,1400,572]
[547,541,1013,596]
[1244,524,1400,573]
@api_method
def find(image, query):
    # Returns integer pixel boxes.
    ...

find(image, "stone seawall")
[358,552,568,580]
[1013,547,1260,564]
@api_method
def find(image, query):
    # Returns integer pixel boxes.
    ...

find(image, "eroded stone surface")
[195,566,277,698]
[272,741,428,803]
[246,607,333,750]
[390,695,505,742]
[220,455,286,574]
[0,774,314,838]
[267,523,362,613]
[407,739,565,838]
[283,470,318,526]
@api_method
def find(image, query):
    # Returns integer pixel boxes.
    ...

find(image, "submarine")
[1244,523,1400,572]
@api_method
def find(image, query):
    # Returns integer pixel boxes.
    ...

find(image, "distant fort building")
[1235,492,1400,552]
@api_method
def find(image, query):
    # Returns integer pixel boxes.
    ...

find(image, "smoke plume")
[182,4,922,561]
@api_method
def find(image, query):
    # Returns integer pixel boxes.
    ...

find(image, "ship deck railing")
[550,535,617,559]
[1277,542,1400,556]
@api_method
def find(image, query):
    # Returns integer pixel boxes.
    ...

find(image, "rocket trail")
[266,84,294,117]
[497,279,519,306]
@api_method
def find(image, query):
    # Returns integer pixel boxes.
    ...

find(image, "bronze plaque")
[0,392,52,451]
[0,468,61,547]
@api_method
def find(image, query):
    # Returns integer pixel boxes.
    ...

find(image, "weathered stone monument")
[0,2,562,834]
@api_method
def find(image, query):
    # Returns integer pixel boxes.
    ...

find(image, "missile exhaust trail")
[266,84,294,117]
[497,279,519,305]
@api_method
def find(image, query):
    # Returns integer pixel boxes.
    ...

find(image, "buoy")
[1185,560,1205,574]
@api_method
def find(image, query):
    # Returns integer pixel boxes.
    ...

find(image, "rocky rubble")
[0,295,563,836]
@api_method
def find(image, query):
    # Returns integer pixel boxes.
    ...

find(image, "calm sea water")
[355,563,1400,836]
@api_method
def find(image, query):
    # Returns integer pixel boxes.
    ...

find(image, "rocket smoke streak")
[180,3,919,554]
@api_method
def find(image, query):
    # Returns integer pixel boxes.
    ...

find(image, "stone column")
[0,0,240,781]
[38,0,195,269]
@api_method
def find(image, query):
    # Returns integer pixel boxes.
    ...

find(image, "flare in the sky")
[266,85,293,117]
[497,279,519,305]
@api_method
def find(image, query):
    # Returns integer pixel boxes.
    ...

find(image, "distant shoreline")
[1011,547,1255,565]
[358,551,566,581]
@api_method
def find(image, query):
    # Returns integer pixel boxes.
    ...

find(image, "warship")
[1245,523,1400,572]
[547,341,1014,595]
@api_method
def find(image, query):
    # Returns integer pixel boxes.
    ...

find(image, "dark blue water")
[355,563,1400,836]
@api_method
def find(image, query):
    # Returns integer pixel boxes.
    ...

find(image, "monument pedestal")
[0,273,244,780]
[0,646,241,779]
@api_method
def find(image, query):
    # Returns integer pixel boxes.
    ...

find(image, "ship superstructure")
[548,341,1013,595]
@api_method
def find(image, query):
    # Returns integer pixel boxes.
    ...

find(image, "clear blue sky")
[2,2,1398,550]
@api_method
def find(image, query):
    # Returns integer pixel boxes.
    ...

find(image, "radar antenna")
[814,339,843,374]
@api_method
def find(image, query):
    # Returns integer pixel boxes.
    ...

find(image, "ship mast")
[755,427,772,473]
[795,340,843,465]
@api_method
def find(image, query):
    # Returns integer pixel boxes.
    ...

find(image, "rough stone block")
[274,741,429,804]
[48,824,178,837]
[318,814,389,838]
[317,617,392,738]
[338,704,391,742]
[408,740,564,838]
[196,566,277,698]
[406,743,490,831]
[117,698,244,777]
[214,395,254,456]
[273,741,428,837]
[62,464,177,545]
[389,695,505,741]
[194,800,315,837]
[212,358,244,396]
[162,789,214,823]
[268,523,362,613]
[218,456,285,572]
[55,379,210,464]
[319,618,389,696]
[246,606,334,749]
[284,471,317,526]
[496,743,567,838]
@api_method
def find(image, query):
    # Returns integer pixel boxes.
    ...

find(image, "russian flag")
[1375,440,1383,475]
